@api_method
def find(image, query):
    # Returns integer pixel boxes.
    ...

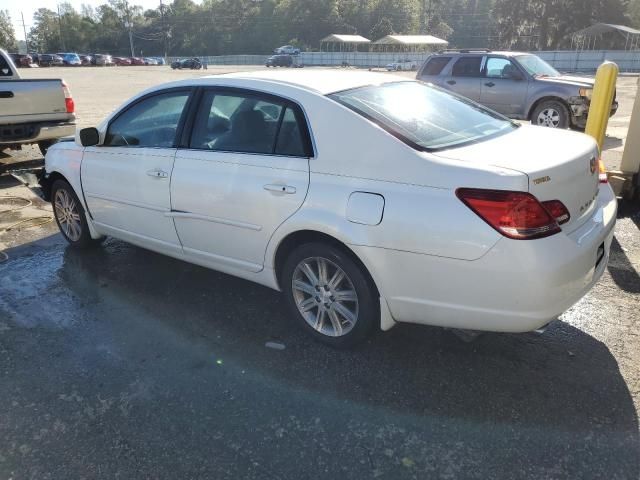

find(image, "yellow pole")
[585,61,619,152]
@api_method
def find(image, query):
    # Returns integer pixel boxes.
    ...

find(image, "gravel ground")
[0,66,639,479]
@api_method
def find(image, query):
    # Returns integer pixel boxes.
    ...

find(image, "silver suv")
[417,49,617,129]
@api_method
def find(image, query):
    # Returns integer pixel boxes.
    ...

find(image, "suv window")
[422,56,451,75]
[451,56,483,77]
[190,90,309,157]
[485,57,517,79]
[105,90,190,147]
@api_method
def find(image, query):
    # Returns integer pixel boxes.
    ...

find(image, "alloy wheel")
[291,256,359,337]
[536,108,561,127]
[54,188,82,242]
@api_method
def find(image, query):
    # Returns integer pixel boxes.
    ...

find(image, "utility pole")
[160,0,168,59]
[124,0,135,57]
[57,4,66,51]
[20,12,29,53]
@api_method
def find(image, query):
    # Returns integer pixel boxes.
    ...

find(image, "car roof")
[207,69,408,95]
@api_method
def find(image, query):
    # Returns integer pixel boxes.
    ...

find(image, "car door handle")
[484,82,495,87]
[446,80,456,85]
[264,184,296,194]
[0,91,14,98]
[146,168,168,178]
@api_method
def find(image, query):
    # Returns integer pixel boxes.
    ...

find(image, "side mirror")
[79,127,100,147]
[509,70,525,81]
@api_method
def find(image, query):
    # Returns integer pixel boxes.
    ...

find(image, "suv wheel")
[282,242,378,348]
[531,100,569,129]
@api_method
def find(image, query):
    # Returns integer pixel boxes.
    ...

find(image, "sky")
[0,0,164,42]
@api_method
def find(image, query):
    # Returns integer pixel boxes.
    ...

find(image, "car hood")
[536,75,594,88]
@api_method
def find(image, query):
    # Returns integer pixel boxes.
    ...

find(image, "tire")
[51,180,104,248]
[282,242,379,348]
[38,140,58,156]
[531,100,569,129]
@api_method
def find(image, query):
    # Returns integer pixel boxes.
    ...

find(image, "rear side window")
[189,90,310,157]
[0,55,13,77]
[451,56,483,77]
[105,90,190,147]
[422,56,451,75]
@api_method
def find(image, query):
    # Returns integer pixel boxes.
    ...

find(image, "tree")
[0,10,18,51]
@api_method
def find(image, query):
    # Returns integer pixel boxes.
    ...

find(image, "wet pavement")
[0,173,639,479]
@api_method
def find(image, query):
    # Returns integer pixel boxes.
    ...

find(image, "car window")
[105,90,190,147]
[189,91,309,156]
[330,81,516,151]
[485,57,517,79]
[0,56,13,77]
[422,56,451,76]
[451,56,483,77]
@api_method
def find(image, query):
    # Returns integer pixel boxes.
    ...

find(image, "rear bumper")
[0,121,76,146]
[353,184,617,333]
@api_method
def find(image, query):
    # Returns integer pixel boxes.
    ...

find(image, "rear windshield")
[329,81,516,151]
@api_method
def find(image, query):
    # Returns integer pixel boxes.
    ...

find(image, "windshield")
[516,54,559,77]
[329,81,516,151]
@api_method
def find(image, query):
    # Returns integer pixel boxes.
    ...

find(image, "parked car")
[386,59,418,71]
[0,49,76,155]
[8,53,32,67]
[266,54,293,67]
[57,53,82,66]
[130,57,146,66]
[92,54,115,66]
[154,57,166,65]
[38,54,64,67]
[170,58,202,69]
[417,49,618,130]
[144,57,158,65]
[275,45,300,55]
[79,54,93,66]
[114,56,132,66]
[40,70,616,348]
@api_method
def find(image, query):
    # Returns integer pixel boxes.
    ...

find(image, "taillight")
[598,158,608,183]
[61,80,74,113]
[541,200,570,225]
[456,188,561,240]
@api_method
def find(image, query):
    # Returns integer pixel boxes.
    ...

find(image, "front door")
[480,57,529,117]
[81,88,192,254]
[171,88,312,273]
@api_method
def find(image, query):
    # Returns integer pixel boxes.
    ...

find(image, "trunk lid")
[434,125,600,232]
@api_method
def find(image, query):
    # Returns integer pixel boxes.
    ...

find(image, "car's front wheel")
[52,180,104,248]
[282,242,378,348]
[531,100,569,129]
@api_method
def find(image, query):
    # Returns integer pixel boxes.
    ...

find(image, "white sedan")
[42,70,617,347]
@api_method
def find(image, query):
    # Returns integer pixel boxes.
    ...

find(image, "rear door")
[480,56,529,117]
[445,55,484,101]
[171,88,312,273]
[81,88,193,255]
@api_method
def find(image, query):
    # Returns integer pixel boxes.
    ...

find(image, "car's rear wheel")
[282,242,378,348]
[531,100,569,129]
[52,180,104,248]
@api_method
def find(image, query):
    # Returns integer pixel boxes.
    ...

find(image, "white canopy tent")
[570,23,640,50]
[371,35,448,52]
[320,34,371,52]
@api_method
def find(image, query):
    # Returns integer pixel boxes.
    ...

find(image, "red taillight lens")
[65,97,75,113]
[598,158,608,183]
[541,200,570,225]
[61,80,74,113]
[456,188,561,240]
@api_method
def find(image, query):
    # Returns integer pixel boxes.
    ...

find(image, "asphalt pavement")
[0,171,639,479]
